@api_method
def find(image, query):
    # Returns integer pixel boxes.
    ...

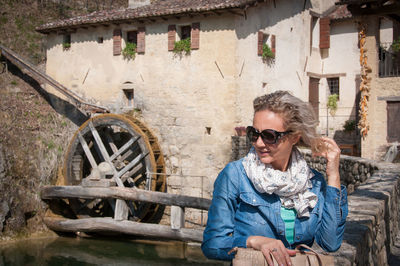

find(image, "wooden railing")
[41,186,211,242]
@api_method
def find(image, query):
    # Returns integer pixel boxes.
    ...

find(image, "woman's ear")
[290,133,301,145]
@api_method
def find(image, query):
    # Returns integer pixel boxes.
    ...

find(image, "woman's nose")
[254,135,266,147]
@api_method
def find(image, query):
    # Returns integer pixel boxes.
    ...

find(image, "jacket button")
[253,199,256,202]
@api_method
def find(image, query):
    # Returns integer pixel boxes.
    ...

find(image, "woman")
[201,91,348,265]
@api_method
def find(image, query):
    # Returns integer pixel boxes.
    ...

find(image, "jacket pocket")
[236,192,271,225]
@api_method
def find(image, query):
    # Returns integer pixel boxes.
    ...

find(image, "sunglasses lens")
[261,130,277,144]
[246,127,259,142]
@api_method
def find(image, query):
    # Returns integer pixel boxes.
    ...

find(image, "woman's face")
[252,109,300,171]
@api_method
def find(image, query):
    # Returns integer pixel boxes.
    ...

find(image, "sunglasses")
[246,126,291,144]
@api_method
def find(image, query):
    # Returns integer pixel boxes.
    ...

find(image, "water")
[0,236,228,266]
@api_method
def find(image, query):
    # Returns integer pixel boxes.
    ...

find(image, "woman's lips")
[256,150,271,156]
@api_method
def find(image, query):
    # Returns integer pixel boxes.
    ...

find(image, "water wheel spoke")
[127,201,137,217]
[121,164,143,184]
[114,152,148,180]
[89,121,112,163]
[104,129,119,156]
[130,173,144,185]
[77,132,98,170]
[109,136,140,161]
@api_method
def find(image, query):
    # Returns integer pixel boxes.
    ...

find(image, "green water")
[0,236,228,266]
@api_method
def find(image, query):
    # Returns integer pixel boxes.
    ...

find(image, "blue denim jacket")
[201,159,348,261]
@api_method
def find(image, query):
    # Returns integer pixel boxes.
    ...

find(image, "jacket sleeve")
[201,162,242,261]
[315,178,348,252]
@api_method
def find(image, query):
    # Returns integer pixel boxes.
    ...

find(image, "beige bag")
[232,244,334,266]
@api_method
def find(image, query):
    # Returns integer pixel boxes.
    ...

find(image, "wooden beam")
[228,10,245,17]
[347,3,400,16]
[43,217,203,242]
[41,186,211,210]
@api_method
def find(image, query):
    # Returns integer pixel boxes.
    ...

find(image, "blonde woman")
[202,91,348,266]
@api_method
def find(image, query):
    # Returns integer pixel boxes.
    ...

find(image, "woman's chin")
[256,153,273,164]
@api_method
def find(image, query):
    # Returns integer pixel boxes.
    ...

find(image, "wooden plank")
[41,186,211,210]
[43,217,203,242]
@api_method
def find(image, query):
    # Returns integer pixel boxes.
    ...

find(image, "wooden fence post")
[171,205,185,230]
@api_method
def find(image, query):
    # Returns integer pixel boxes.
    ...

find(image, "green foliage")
[392,37,400,53]
[46,140,56,150]
[262,43,275,60]
[0,15,8,25]
[173,38,191,56]
[62,42,71,50]
[10,80,18,86]
[327,94,338,115]
[343,119,356,132]
[122,42,137,60]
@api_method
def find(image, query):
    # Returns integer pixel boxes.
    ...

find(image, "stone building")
[36,0,400,224]
[329,1,400,161]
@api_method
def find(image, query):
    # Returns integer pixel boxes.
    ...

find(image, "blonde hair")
[253,90,323,152]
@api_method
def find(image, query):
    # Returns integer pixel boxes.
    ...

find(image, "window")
[180,25,191,40]
[257,31,275,59]
[327,77,339,99]
[168,23,200,51]
[63,34,71,50]
[387,101,400,142]
[97,37,104,43]
[123,89,134,107]
[127,31,138,45]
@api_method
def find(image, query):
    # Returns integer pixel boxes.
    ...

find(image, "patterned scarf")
[242,147,317,217]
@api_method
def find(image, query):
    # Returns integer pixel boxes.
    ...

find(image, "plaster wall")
[380,17,394,44]
[234,0,311,126]
[319,20,360,135]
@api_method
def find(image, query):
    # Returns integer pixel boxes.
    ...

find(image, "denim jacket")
[201,159,348,261]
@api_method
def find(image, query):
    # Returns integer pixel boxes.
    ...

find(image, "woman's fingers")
[248,236,294,266]
[312,137,341,188]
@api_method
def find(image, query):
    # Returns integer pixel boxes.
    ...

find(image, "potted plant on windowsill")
[122,42,137,60]
[62,42,71,50]
[262,43,275,61]
[173,38,191,56]
[327,94,338,116]
[235,126,247,136]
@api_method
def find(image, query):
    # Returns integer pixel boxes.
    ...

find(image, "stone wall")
[232,136,400,265]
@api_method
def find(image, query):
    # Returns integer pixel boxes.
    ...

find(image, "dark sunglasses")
[246,126,291,144]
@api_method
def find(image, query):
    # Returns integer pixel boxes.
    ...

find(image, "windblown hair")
[253,90,323,152]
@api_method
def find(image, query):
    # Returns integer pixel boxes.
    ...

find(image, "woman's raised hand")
[247,236,296,266]
[312,137,341,189]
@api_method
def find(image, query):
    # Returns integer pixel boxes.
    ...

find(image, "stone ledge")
[318,164,400,265]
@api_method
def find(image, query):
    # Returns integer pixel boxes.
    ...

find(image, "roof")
[328,5,353,20]
[36,0,260,33]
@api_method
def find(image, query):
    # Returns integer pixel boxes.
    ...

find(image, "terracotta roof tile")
[328,5,353,20]
[37,0,259,32]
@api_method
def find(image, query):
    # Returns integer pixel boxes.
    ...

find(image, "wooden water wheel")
[63,114,166,222]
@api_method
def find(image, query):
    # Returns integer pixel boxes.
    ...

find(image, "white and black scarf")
[242,147,317,217]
